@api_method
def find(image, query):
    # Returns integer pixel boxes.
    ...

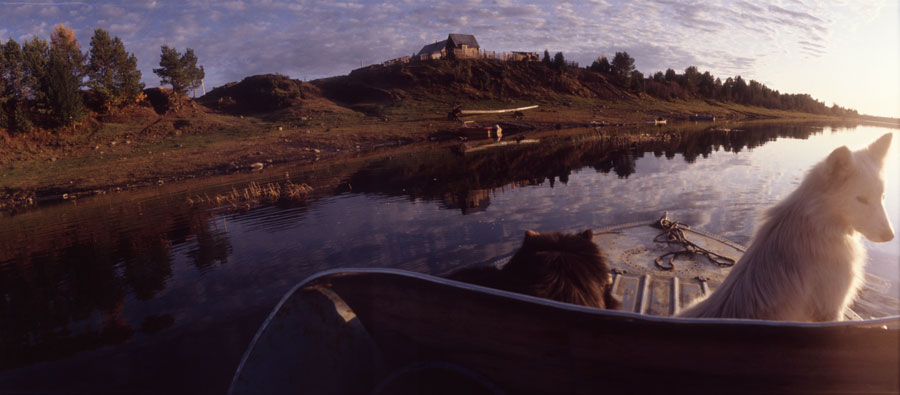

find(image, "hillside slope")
[313,59,632,107]
[198,74,357,121]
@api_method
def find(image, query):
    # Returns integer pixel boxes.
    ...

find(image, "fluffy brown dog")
[448,229,619,309]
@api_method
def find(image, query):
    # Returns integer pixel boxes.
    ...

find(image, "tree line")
[0,24,204,134]
[547,50,856,116]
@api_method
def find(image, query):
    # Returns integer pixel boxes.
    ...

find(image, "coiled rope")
[652,213,736,271]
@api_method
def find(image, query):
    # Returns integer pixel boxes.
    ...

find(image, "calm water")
[1,122,897,393]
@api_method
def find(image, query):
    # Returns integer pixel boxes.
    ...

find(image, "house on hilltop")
[416,33,481,60]
[447,34,480,58]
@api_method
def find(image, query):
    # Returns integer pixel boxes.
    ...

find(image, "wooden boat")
[457,122,502,139]
[458,139,540,154]
[230,219,900,394]
[495,121,535,133]
[690,114,716,121]
[459,105,539,115]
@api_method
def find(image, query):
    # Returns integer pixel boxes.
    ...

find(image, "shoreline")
[0,100,893,215]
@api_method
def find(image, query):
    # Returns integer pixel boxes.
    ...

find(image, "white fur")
[678,133,894,321]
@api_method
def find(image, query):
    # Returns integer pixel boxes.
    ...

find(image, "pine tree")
[611,52,635,86]
[722,77,734,101]
[542,49,551,65]
[1,39,32,133]
[590,56,611,74]
[0,43,9,130]
[682,66,700,93]
[664,68,677,82]
[153,46,204,109]
[630,70,644,92]
[46,53,85,127]
[88,28,144,113]
[2,39,25,99]
[22,37,49,114]
[552,52,567,72]
[699,71,715,98]
[49,24,86,79]
[600,57,612,74]
[733,75,747,103]
[46,24,86,127]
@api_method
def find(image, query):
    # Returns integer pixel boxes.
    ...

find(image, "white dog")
[679,133,894,321]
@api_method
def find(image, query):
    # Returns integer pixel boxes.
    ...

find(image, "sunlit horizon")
[1,0,898,118]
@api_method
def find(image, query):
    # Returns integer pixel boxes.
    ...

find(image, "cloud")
[99,4,125,18]
[767,4,824,23]
[109,23,141,38]
[0,0,885,92]
[37,5,60,17]
[221,1,246,11]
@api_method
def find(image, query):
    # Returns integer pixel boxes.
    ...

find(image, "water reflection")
[0,202,226,368]
[0,121,895,392]
[348,123,833,214]
[186,221,232,272]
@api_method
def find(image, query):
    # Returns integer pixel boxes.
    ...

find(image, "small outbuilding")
[509,51,539,61]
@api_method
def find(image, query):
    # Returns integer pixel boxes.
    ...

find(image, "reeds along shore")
[187,181,313,210]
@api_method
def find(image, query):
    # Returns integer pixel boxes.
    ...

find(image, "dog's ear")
[825,145,853,177]
[580,229,593,240]
[522,230,540,247]
[866,133,893,165]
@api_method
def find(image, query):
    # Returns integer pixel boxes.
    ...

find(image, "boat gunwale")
[260,267,900,329]
[230,221,900,392]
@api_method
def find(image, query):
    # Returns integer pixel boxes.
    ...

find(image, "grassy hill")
[1,58,882,212]
[313,59,628,115]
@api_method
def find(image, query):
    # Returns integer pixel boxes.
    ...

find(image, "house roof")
[416,40,447,56]
[447,34,479,49]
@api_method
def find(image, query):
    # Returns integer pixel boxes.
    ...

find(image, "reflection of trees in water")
[0,121,848,369]
[348,123,837,214]
[119,234,173,300]
[0,202,231,369]
[187,215,232,271]
[678,124,826,163]
[441,189,493,214]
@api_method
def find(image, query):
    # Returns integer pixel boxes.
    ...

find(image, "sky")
[1,0,898,118]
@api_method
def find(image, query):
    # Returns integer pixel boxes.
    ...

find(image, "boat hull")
[457,126,495,138]
[231,267,900,394]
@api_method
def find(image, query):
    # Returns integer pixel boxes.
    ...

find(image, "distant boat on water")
[690,114,716,121]
[457,121,502,139]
